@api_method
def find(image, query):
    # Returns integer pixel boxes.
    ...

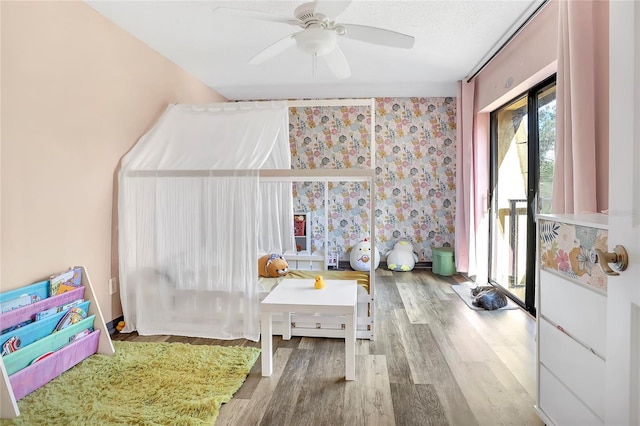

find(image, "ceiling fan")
[212,0,415,80]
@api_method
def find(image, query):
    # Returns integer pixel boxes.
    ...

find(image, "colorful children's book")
[2,336,21,356]
[30,351,55,365]
[35,298,84,321]
[1,294,35,314]
[69,327,93,342]
[49,267,82,296]
[0,280,48,313]
[1,319,33,335]
[54,307,87,332]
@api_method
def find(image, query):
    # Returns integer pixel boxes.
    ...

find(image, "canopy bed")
[118,99,376,341]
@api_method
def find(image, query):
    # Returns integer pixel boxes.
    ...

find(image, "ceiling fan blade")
[322,45,351,79]
[312,0,352,20]
[249,33,297,65]
[212,7,301,26]
[340,24,415,49]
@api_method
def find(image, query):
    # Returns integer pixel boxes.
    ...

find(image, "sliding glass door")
[489,76,556,314]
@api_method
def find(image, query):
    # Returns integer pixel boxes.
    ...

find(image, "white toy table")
[260,278,357,380]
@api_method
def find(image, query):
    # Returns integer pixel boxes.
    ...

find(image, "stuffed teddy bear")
[349,238,380,271]
[258,254,290,278]
[386,240,419,272]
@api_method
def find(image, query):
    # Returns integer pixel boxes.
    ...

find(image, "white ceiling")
[85,0,544,101]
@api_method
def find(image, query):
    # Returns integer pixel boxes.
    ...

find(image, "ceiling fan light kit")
[214,0,415,79]
[295,28,336,56]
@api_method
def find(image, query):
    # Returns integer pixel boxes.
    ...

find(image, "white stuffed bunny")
[386,240,419,271]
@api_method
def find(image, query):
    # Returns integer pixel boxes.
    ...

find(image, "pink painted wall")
[1,1,225,322]
[474,0,608,210]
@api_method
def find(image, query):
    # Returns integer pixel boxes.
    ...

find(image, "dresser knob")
[589,245,628,276]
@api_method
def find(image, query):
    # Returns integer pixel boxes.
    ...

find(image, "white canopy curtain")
[118,101,294,341]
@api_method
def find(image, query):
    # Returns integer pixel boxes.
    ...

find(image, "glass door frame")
[488,75,556,316]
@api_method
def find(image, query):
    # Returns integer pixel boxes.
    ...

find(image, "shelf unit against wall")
[0,266,114,419]
[293,212,311,253]
[286,211,324,270]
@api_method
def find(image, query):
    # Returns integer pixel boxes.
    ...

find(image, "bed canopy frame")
[118,98,376,341]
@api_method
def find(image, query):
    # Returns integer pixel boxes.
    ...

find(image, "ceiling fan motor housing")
[294,2,328,25]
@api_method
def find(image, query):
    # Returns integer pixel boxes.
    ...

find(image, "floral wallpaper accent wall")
[289,104,373,260]
[289,105,372,170]
[539,219,608,292]
[289,97,457,262]
[375,97,456,261]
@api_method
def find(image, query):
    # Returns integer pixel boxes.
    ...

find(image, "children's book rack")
[0,265,114,418]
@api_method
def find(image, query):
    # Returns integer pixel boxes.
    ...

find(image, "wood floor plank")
[396,276,452,325]
[424,322,485,425]
[272,335,304,349]
[298,336,319,350]
[486,358,541,423]
[369,307,414,384]
[490,346,538,400]
[214,399,250,425]
[390,383,448,426]
[258,348,311,425]
[396,280,432,324]
[125,334,171,343]
[287,339,348,426]
[445,319,496,363]
[374,272,405,310]
[392,308,435,384]
[456,360,542,426]
[355,337,371,355]
[444,360,498,424]
[432,369,480,426]
[217,347,293,426]
[415,272,457,301]
[344,354,396,426]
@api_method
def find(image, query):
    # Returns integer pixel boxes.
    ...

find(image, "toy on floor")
[314,275,325,289]
[349,238,380,271]
[116,321,126,332]
[386,240,419,271]
[258,254,290,278]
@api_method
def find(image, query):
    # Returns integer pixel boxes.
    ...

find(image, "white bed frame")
[260,98,377,340]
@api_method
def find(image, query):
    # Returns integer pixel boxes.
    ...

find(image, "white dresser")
[535,214,609,425]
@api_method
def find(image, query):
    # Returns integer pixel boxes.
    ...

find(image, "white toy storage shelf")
[293,212,311,253]
[287,211,325,270]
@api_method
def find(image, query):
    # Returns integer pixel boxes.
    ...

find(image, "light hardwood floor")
[112,269,543,426]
